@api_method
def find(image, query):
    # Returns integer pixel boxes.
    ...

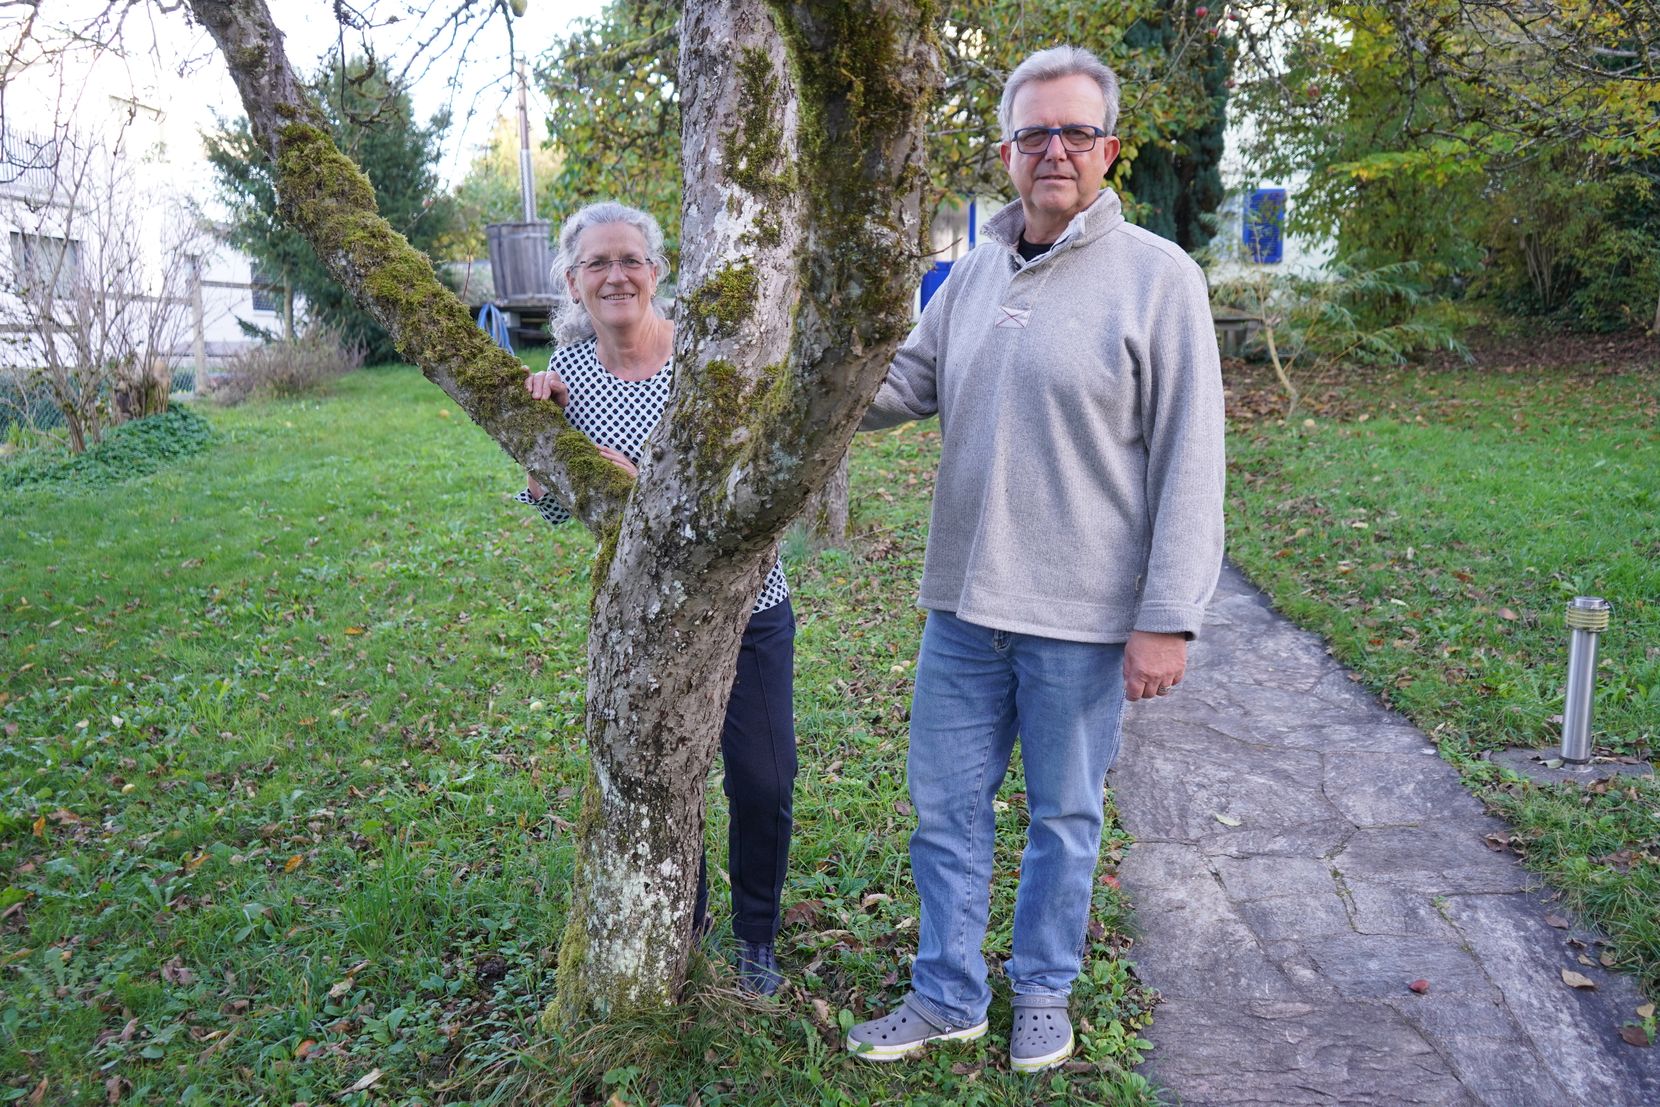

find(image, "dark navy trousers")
[693,597,797,943]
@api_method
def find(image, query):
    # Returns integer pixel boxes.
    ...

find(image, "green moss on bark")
[276,123,516,397]
[729,48,796,203]
[554,429,636,520]
[590,518,622,611]
[685,262,759,340]
[762,1,938,348]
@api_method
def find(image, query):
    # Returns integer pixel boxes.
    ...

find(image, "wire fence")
[0,366,197,438]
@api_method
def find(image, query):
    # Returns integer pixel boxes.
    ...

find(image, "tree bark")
[803,451,851,548]
[185,0,936,1022]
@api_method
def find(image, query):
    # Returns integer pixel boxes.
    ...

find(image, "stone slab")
[1111,730,1334,845]
[1322,752,1487,826]
[1236,893,1355,942]
[1215,856,1341,904]
[1438,893,1660,1106]
[1195,819,1356,863]
[1301,934,1498,1000]
[1260,720,1437,756]
[1140,999,1474,1107]
[1335,827,1534,895]
[1118,842,1304,1003]
[1385,997,1578,1106]
[1342,880,1463,939]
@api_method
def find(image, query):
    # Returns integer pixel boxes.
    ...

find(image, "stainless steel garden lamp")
[1560,596,1612,766]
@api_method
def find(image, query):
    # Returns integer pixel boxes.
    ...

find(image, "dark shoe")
[1009,994,1073,1073]
[735,939,783,996]
[846,995,988,1062]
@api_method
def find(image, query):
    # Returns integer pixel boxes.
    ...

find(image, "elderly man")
[846,45,1225,1073]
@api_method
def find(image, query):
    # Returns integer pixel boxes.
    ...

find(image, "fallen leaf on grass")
[782,899,826,929]
[860,893,891,911]
[327,977,355,1000]
[809,998,831,1026]
[27,1076,46,1107]
[1545,914,1570,929]
[105,1074,128,1104]
[283,854,305,874]
[1561,969,1597,990]
[296,1038,318,1060]
[197,1026,239,1062]
[1408,979,1430,994]
[1498,607,1519,621]
[337,1069,382,1097]
[161,957,196,986]
[1621,1025,1651,1047]
[1639,1003,1656,1019]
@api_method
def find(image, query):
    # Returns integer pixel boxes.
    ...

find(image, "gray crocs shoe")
[846,995,989,1062]
[1009,994,1074,1073]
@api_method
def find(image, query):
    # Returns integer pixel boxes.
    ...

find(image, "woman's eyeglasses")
[572,256,650,274]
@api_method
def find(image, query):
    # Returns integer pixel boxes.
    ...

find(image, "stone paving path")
[1111,562,1660,1106]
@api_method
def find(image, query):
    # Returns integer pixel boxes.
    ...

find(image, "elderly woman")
[516,201,796,996]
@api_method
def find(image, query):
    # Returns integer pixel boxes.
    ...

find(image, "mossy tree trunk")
[187,0,936,1020]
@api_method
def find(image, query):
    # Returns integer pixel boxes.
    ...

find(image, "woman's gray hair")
[998,45,1121,141]
[550,200,671,344]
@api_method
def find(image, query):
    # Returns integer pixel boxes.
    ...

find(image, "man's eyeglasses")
[1011,125,1108,155]
[572,256,649,274]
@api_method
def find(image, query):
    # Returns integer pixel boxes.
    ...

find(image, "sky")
[4,0,610,191]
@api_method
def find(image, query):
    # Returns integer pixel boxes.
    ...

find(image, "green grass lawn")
[0,367,1154,1105]
[1225,358,1660,997]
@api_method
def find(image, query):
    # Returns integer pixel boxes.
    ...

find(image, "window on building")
[8,232,82,298]
[250,264,279,313]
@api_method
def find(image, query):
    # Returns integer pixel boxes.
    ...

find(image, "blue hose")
[476,302,514,355]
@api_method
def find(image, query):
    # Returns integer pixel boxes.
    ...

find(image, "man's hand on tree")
[1123,630,1187,701]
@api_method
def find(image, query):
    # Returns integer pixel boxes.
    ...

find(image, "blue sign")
[920,260,953,310]
[1243,188,1287,264]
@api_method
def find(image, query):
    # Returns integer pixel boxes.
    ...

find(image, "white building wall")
[0,32,281,374]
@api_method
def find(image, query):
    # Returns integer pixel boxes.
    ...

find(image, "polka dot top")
[515,337,789,615]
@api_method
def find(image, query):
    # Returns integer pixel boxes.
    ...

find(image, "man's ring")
[1157,684,1172,694]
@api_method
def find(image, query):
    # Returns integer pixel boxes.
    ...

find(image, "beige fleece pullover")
[862,191,1225,643]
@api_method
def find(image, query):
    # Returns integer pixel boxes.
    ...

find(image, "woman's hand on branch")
[595,446,638,478]
[525,368,570,406]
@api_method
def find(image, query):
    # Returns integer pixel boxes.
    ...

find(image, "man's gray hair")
[998,45,1121,141]
[550,200,671,344]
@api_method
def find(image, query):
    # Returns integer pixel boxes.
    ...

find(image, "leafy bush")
[1,404,213,490]
[1208,257,1472,414]
[210,328,365,406]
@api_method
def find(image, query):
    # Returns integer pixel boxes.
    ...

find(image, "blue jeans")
[906,610,1127,1027]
